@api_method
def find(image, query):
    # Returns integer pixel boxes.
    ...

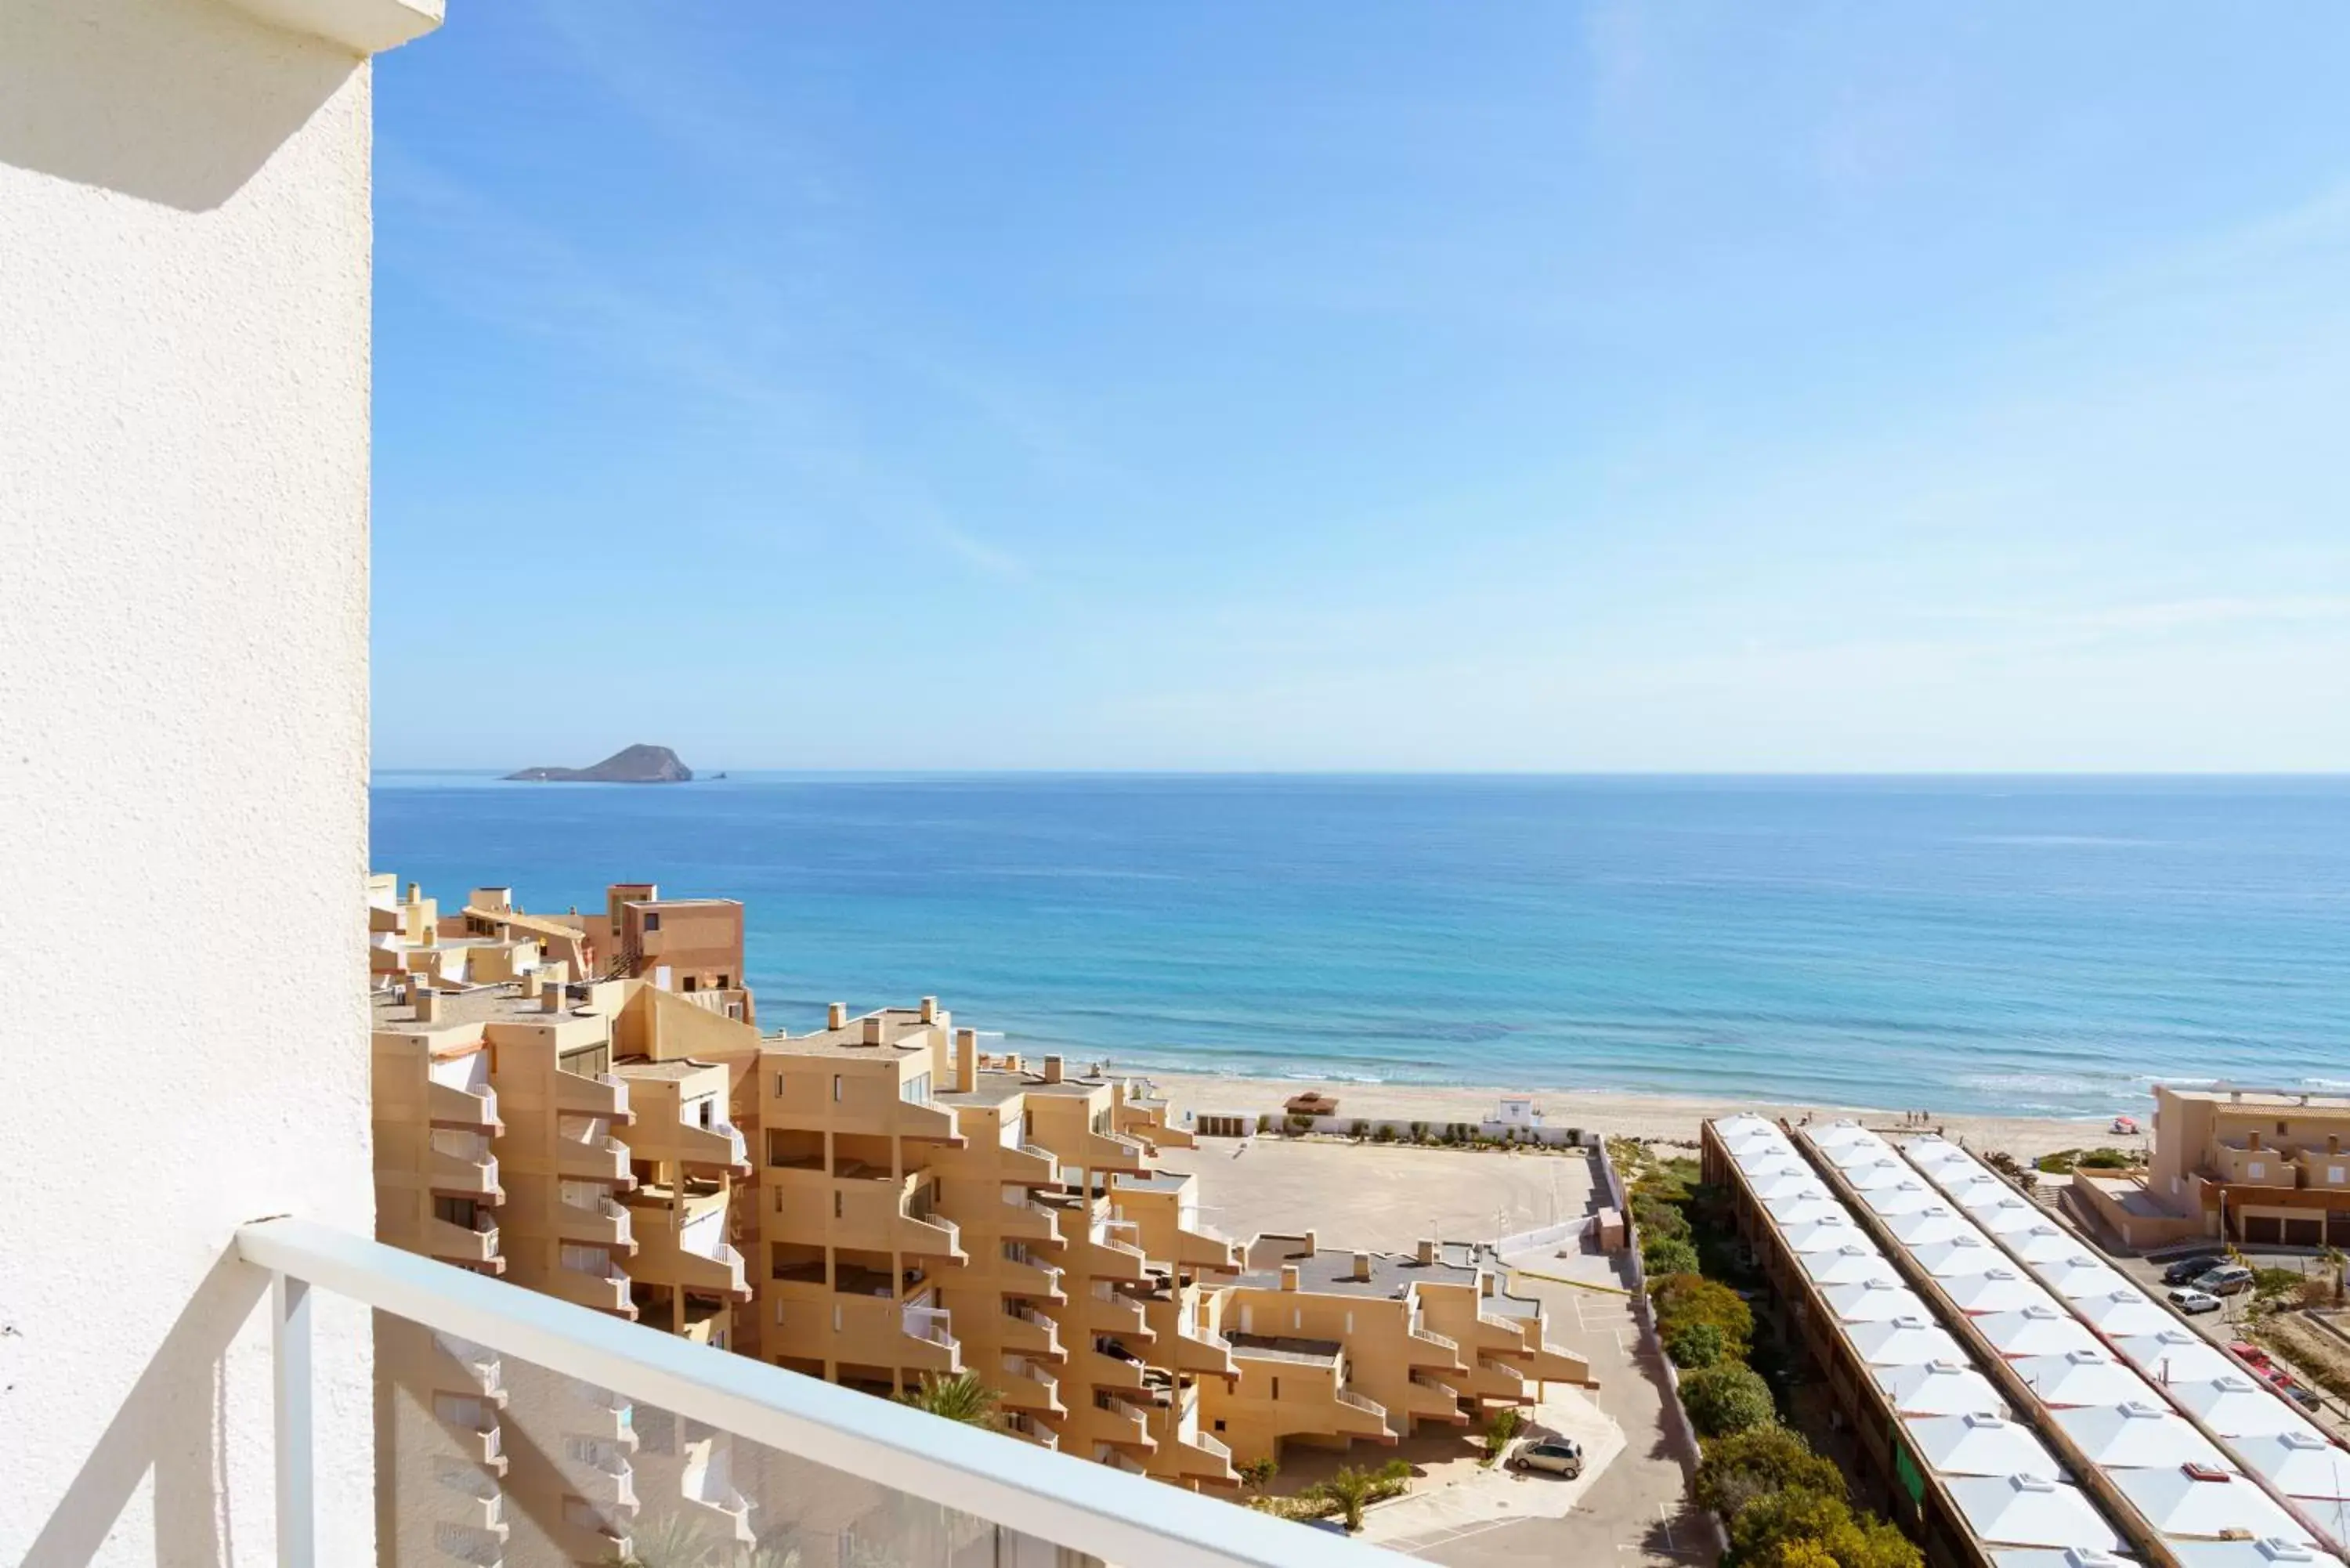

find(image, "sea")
[370,773,2349,1122]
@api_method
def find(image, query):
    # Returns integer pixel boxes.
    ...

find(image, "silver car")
[1508,1437,1585,1477]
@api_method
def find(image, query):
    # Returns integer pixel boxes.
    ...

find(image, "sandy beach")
[1136,1069,2134,1162]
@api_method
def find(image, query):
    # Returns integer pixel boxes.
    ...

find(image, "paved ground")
[2101,1248,2350,1440]
[1179,1136,1601,1252]
[1355,1382,1625,1549]
[1377,1244,1716,1566]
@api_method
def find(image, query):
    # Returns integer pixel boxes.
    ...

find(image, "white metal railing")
[233,1218,1401,1567]
[1187,1428,1233,1461]
[1334,1387,1386,1418]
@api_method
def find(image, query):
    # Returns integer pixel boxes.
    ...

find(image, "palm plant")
[896,1370,1003,1429]
[1310,1465,1380,1533]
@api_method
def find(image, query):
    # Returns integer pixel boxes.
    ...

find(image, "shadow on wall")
[17,1249,270,1568]
[0,0,356,213]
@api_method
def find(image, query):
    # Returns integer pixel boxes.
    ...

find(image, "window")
[559,1244,605,1274]
[902,1073,931,1105]
[2250,1162,2267,1180]
[682,976,697,992]
[643,913,661,933]
[832,1075,843,1103]
[833,1190,844,1220]
[1270,1377,1280,1400]
[1213,1419,1226,1433]
[2330,1165,2345,1183]
[434,1196,479,1228]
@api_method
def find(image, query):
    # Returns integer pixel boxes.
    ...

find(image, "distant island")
[504,744,693,784]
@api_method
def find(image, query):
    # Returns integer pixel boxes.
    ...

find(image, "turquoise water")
[371,774,2348,1119]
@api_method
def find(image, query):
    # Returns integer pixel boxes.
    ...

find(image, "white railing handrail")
[237,1219,1403,1568]
[1333,1387,1386,1416]
[1407,1324,1459,1350]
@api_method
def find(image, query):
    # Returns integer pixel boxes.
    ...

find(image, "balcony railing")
[221,1220,1403,1566]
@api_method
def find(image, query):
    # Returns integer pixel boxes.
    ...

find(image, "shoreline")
[1133,1068,2133,1162]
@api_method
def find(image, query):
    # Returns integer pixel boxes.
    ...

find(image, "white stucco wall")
[0,0,432,1559]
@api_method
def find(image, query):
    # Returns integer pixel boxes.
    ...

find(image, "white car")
[2169,1286,2223,1315]
[1508,1437,1584,1477]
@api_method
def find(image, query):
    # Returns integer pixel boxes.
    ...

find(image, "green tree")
[896,1370,1002,1429]
[1643,1235,1701,1277]
[1651,1274,1755,1359]
[1730,1485,1852,1562]
[1679,1362,1775,1438]
[1666,1319,1727,1370]
[1238,1457,1278,1494]
[1480,1404,1527,1466]
[1694,1425,1846,1521]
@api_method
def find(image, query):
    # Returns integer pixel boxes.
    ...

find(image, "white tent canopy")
[1907,1412,2066,1479]
[1946,1474,2125,1552]
[1849,1315,1967,1368]
[2012,1349,2160,1409]
[2073,1290,2177,1339]
[2052,1401,2231,1471]
[1824,1277,1931,1324]
[2113,1330,2239,1387]
[1878,1360,2007,1418]
[1943,1268,2059,1317]
[2232,1430,2350,1501]
[1914,1235,2010,1279]
[2173,1376,2326,1440]
[1975,1305,2103,1360]
[2113,1464,2316,1545]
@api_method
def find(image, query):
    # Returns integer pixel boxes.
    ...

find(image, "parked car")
[2287,1385,2323,1411]
[2170,1287,2223,1315]
[2193,1264,2256,1296]
[1509,1437,1585,1478]
[2163,1255,2226,1285]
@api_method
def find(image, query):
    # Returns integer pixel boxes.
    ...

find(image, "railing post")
[273,1272,315,1568]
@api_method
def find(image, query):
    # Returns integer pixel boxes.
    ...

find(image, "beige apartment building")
[367,880,1593,1557]
[2075,1083,2350,1248]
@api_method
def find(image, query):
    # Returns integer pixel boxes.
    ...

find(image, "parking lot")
[2102,1247,2350,1441]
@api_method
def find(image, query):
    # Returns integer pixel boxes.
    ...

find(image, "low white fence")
[1491,1216,1598,1255]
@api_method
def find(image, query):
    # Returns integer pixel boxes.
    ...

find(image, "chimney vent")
[1352,1252,1372,1282]
[1279,1265,1300,1292]
[827,1002,848,1031]
[1043,1055,1064,1085]
[920,996,938,1024]
[2248,1130,2263,1151]
[414,989,441,1023]
[541,983,564,1013]
[2328,1133,2341,1154]
[861,1016,884,1046]
[954,1028,978,1094]
[1415,1239,1437,1266]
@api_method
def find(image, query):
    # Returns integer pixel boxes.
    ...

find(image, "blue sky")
[374,4,2350,771]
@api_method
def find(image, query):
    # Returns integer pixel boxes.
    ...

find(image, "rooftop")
[1231,1246,1479,1299]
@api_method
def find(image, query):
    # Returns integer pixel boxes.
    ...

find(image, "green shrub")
[1694,1425,1845,1520]
[1666,1319,1726,1370]
[2252,1266,2305,1302]
[1650,1274,1754,1359]
[2035,1150,2077,1174]
[1679,1363,1774,1437]
[2075,1147,2135,1170]
[1372,1124,1394,1143]
[1351,1120,1369,1140]
[1643,1236,1701,1278]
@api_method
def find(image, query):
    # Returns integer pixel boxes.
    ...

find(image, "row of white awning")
[1801,1117,2348,1563]
[1714,1115,2126,1555]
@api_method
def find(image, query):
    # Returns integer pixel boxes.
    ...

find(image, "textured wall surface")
[0,0,381,1559]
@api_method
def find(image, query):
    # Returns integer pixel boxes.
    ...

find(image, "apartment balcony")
[556,1194,635,1251]
[996,1255,1068,1303]
[1003,1141,1061,1185]
[996,1191,1065,1244]
[682,1456,754,1544]
[155,1220,1407,1568]
[1174,1221,1243,1274]
[1001,1304,1065,1360]
[674,1118,750,1174]
[1080,1129,1152,1173]
[902,1305,963,1375]
[1173,1322,1239,1380]
[896,1207,967,1263]
[430,1079,503,1132]
[674,1239,750,1301]
[548,1257,636,1317]
[1332,1386,1398,1442]
[1003,1411,1060,1451]
[555,1069,633,1124]
[1512,1339,1590,1385]
[895,1098,965,1145]
[565,1448,638,1514]
[431,1332,507,1406]
[429,1137,502,1199]
[439,1483,508,1541]
[1084,1281,1154,1340]
[1093,1395,1158,1452]
[555,1133,633,1184]
[1170,1425,1238,1484]
[998,1354,1067,1416]
[1405,1323,1467,1373]
[1470,1356,1533,1406]
[1079,1226,1151,1282]
[426,1214,504,1272]
[1405,1371,1470,1425]
[1086,1343,1151,1393]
